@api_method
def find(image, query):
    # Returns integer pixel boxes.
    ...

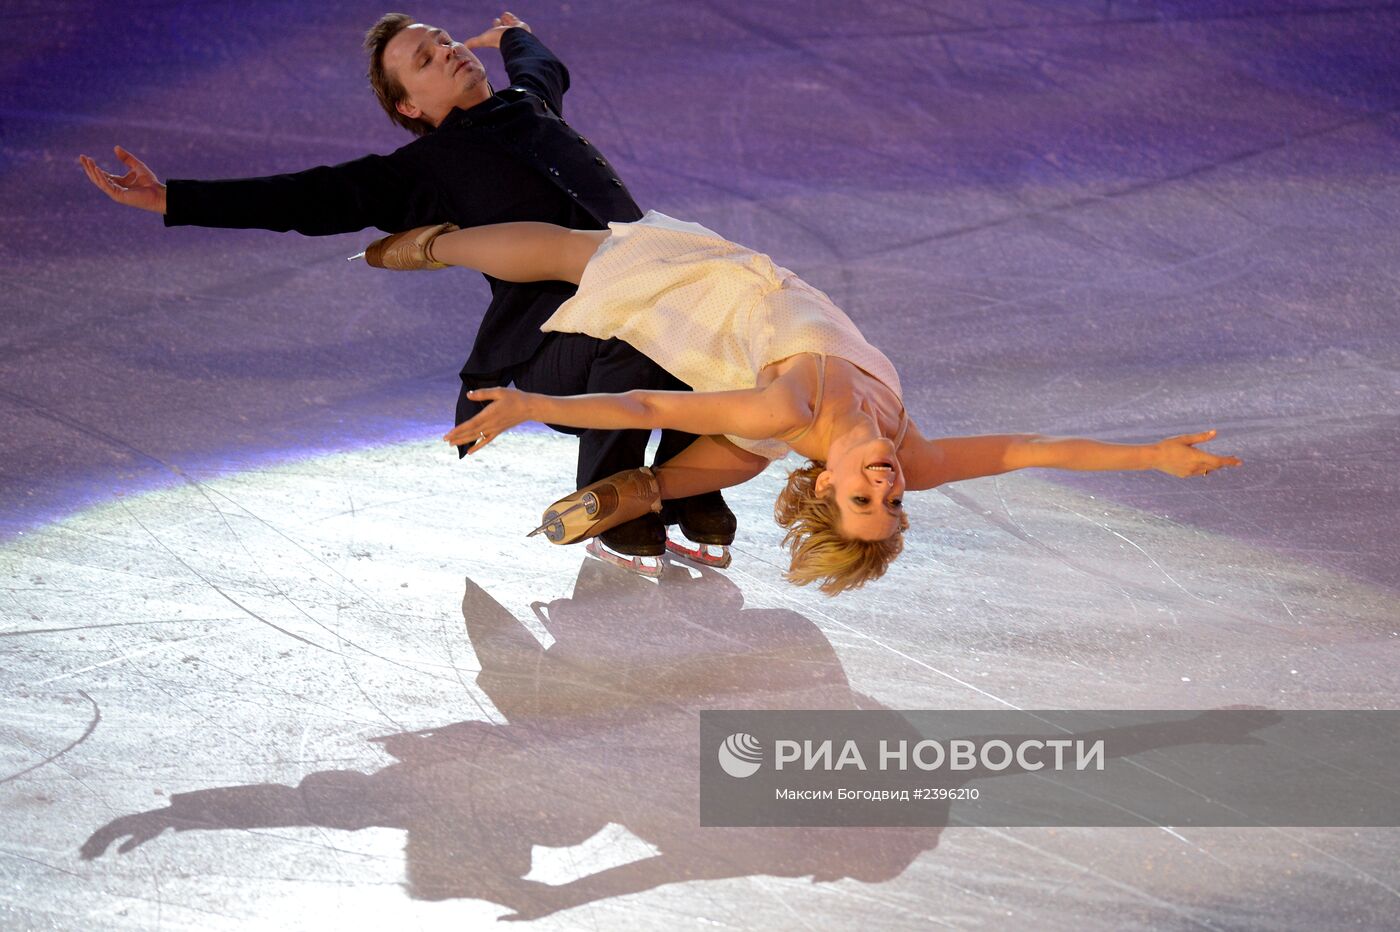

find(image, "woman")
[364,213,1241,594]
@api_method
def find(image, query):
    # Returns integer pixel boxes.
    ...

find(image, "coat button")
[611,178,623,187]
[578,136,589,145]
[549,167,560,175]
[594,156,606,166]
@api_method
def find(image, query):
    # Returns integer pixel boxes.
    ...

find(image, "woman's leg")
[428,223,607,285]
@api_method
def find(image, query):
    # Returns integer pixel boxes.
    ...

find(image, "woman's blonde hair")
[774,462,909,596]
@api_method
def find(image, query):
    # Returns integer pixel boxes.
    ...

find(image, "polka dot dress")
[541,211,903,460]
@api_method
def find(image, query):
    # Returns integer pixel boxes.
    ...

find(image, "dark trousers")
[457,332,696,488]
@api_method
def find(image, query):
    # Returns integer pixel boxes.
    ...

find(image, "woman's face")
[817,436,906,541]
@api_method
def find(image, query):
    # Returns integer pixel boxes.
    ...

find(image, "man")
[78,12,734,573]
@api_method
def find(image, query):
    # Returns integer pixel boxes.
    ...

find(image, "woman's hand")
[443,387,536,453]
[1150,429,1243,477]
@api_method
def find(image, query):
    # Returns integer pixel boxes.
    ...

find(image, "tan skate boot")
[363,222,459,271]
[529,468,662,546]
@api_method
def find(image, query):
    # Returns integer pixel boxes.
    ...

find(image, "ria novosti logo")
[718,732,763,778]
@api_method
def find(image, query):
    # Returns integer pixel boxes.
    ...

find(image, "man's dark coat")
[163,29,687,481]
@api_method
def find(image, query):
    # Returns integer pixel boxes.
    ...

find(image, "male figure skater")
[78,12,735,573]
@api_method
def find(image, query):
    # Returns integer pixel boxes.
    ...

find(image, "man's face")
[384,24,489,127]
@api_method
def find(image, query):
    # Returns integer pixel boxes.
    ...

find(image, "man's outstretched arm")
[79,143,430,236]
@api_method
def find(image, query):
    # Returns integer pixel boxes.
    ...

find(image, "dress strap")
[783,354,826,446]
[893,406,910,450]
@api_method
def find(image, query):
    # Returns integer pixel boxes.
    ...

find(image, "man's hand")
[78,146,167,215]
[1150,429,1243,477]
[465,11,531,50]
[444,386,537,453]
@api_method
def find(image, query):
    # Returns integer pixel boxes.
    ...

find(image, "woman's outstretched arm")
[902,427,1242,491]
[443,382,809,454]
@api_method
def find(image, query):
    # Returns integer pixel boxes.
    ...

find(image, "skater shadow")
[81,559,1279,920]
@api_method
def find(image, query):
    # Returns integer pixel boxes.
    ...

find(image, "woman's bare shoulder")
[763,357,821,441]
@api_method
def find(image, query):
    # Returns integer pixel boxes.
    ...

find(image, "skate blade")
[665,537,732,569]
[585,539,665,578]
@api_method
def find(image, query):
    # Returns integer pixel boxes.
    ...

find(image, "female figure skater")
[363,213,1241,594]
